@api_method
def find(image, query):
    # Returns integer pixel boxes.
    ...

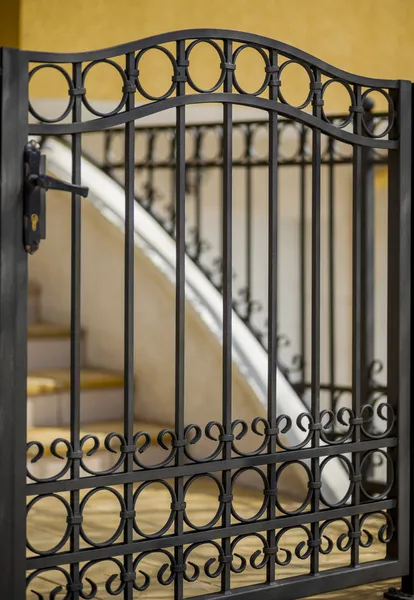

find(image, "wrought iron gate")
[0,30,412,599]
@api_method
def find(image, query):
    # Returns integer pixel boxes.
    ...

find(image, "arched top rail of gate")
[27,28,401,148]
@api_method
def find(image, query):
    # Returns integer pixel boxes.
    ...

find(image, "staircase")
[31,136,351,503]
[27,280,166,480]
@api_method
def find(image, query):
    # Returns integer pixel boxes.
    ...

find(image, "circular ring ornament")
[133,479,176,538]
[321,79,355,128]
[278,59,315,109]
[320,455,355,508]
[79,486,125,547]
[27,494,72,555]
[360,449,394,500]
[232,44,271,96]
[185,39,226,93]
[183,473,224,530]
[81,58,128,117]
[135,45,177,101]
[361,88,395,138]
[29,64,74,123]
[275,461,313,515]
[231,467,268,522]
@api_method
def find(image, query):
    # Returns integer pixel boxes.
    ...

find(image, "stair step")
[28,322,84,370]
[28,322,72,338]
[27,369,125,427]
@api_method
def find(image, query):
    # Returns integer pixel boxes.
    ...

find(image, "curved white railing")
[43,137,350,504]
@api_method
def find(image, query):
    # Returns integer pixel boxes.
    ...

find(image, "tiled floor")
[27,479,397,599]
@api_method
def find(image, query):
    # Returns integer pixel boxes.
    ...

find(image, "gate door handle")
[23,140,89,254]
[28,173,89,198]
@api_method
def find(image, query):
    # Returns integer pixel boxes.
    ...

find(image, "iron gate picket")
[0,29,412,599]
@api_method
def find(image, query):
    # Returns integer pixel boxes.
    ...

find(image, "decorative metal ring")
[359,511,394,547]
[183,540,225,580]
[26,493,72,555]
[319,517,355,553]
[360,400,395,439]
[79,486,126,547]
[319,455,355,508]
[132,428,177,469]
[361,88,395,138]
[275,460,313,515]
[133,479,176,538]
[319,405,356,445]
[133,549,176,590]
[26,567,72,598]
[360,449,394,500]
[321,79,355,128]
[278,59,315,109]
[276,120,303,162]
[198,124,223,162]
[81,59,128,117]
[232,44,271,96]
[231,532,269,571]
[79,431,126,476]
[135,45,177,101]
[183,473,224,530]
[231,467,268,522]
[247,122,269,161]
[185,39,226,93]
[79,557,125,596]
[231,417,270,457]
[26,437,73,483]
[183,421,225,463]
[275,525,314,562]
[29,64,74,123]
[275,411,315,451]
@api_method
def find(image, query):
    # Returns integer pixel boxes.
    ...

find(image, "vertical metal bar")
[328,138,336,413]
[266,48,278,584]
[103,130,111,174]
[123,51,135,600]
[360,102,375,488]
[351,86,363,569]
[221,38,233,594]
[174,39,186,600]
[70,61,83,600]
[0,46,28,600]
[399,82,414,596]
[245,123,253,324]
[361,103,375,401]
[147,131,155,210]
[169,131,176,236]
[299,124,307,393]
[310,70,322,576]
[194,127,202,262]
[387,82,412,592]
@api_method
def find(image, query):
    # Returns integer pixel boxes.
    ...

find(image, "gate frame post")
[0,46,29,598]
[384,81,413,599]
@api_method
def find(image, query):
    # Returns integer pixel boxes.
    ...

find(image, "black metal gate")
[0,30,412,599]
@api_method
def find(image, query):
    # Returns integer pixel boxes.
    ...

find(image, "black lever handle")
[23,140,89,254]
[28,173,89,198]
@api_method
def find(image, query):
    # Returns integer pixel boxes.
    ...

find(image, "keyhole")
[31,213,39,231]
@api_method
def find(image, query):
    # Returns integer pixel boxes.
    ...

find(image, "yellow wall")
[4,0,414,105]
[0,0,20,47]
